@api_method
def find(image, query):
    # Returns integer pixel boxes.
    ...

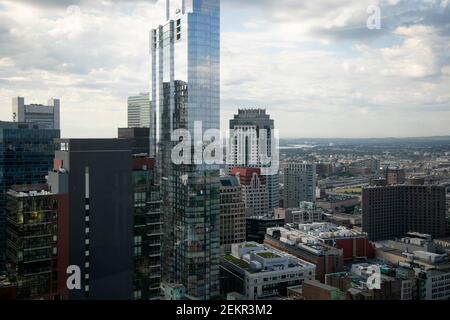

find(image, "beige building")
[231,168,269,217]
[220,176,246,253]
[275,202,323,224]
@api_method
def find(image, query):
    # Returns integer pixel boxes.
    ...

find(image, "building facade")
[118,127,150,155]
[219,176,246,253]
[228,109,280,211]
[265,227,344,283]
[283,162,316,208]
[5,185,69,300]
[220,242,315,300]
[150,0,221,299]
[385,167,406,185]
[246,216,284,244]
[274,202,323,224]
[362,185,447,241]
[132,156,162,300]
[12,97,60,130]
[0,122,60,271]
[287,223,374,262]
[127,93,151,128]
[231,168,269,217]
[47,139,134,300]
[302,280,343,300]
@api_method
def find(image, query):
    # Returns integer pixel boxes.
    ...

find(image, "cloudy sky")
[0,0,449,138]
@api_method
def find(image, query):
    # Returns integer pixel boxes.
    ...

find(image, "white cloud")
[0,0,449,139]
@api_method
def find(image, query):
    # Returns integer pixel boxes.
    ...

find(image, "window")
[134,236,142,245]
[134,246,142,257]
[134,290,142,300]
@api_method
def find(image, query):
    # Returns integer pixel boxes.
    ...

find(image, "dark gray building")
[0,121,60,271]
[118,127,150,155]
[362,185,447,241]
[246,216,284,244]
[48,139,134,300]
[283,162,316,208]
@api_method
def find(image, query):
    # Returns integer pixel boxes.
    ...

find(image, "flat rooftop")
[8,184,53,197]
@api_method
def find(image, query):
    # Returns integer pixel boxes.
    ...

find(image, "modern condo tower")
[150,0,220,299]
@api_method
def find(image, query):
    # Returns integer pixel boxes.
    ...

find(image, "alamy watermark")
[170,121,280,173]
[367,4,382,30]
[366,265,382,290]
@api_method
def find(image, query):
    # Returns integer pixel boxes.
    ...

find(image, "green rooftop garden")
[224,255,249,269]
[256,251,280,259]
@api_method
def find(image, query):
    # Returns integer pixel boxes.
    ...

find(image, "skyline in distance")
[0,0,449,139]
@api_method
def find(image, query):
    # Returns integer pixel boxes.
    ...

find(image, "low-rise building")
[374,233,450,300]
[265,226,343,282]
[274,202,324,224]
[326,264,410,300]
[302,280,343,300]
[374,233,448,267]
[220,242,315,300]
[325,213,362,228]
[287,223,374,261]
[246,216,284,244]
[317,194,360,214]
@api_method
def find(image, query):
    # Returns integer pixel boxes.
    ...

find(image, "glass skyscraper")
[0,122,60,271]
[127,93,151,128]
[150,0,220,299]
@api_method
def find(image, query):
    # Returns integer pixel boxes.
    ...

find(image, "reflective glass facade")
[0,122,60,271]
[132,159,162,300]
[5,187,57,299]
[127,93,151,128]
[150,0,220,299]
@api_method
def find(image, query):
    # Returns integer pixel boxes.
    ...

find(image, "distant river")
[279,144,316,150]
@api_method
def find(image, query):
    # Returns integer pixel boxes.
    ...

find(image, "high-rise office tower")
[219,176,246,253]
[47,139,134,300]
[230,168,269,217]
[128,93,151,128]
[0,122,60,271]
[283,162,316,208]
[12,97,60,130]
[132,156,162,300]
[6,184,69,300]
[228,109,280,211]
[362,185,447,241]
[150,0,220,299]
